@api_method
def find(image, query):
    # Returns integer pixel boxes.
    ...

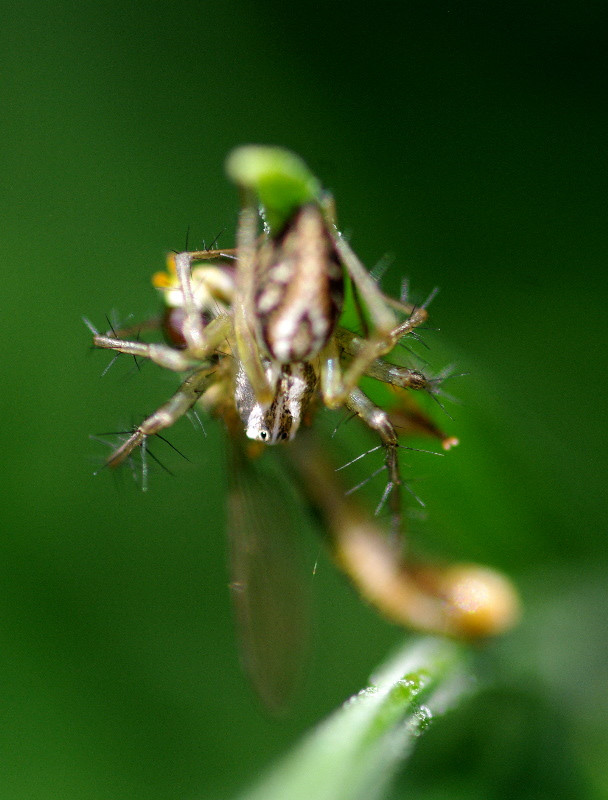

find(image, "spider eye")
[280,431,288,440]
[259,430,268,441]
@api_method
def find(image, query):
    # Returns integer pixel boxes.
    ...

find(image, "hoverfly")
[89,147,520,709]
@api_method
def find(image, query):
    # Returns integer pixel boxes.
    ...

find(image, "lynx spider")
[91,188,444,533]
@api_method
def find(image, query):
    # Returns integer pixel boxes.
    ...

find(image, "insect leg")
[386,397,459,451]
[287,431,521,638]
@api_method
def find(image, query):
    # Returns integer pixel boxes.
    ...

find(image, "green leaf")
[226,145,322,232]
[236,637,471,800]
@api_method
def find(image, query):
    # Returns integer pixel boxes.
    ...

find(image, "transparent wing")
[226,436,311,712]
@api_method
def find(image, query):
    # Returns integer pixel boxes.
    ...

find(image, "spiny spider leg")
[94,313,232,371]
[109,316,164,340]
[320,193,398,337]
[232,203,274,404]
[318,253,429,407]
[331,233,398,335]
[345,387,402,536]
[335,328,433,391]
[171,248,237,360]
[317,195,423,409]
[340,305,429,399]
[172,250,206,352]
[104,366,216,468]
[94,332,197,371]
[181,247,237,260]
[363,359,431,391]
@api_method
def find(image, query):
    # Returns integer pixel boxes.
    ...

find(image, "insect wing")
[226,437,311,712]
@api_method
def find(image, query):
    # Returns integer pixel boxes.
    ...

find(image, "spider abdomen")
[254,204,343,363]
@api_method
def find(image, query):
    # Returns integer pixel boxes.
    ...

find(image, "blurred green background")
[1,1,606,798]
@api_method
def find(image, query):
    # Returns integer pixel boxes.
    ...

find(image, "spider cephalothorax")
[235,360,318,444]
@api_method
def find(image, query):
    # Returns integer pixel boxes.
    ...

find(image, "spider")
[89,147,520,707]
[92,147,450,534]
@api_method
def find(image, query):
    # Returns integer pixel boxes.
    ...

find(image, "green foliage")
[226,145,322,232]
[237,638,470,800]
